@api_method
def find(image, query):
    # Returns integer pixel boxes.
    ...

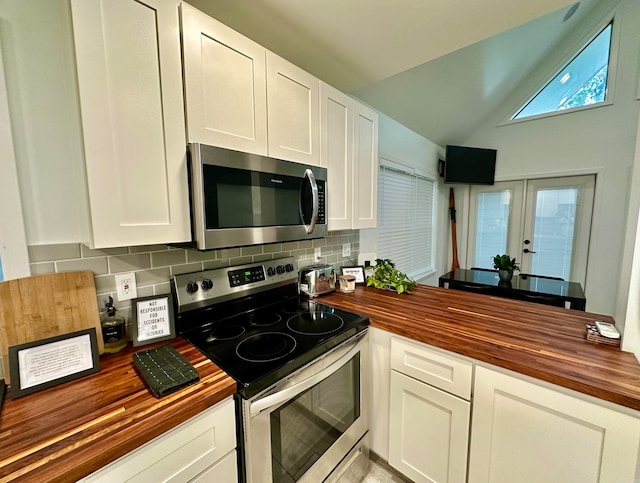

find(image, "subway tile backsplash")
[27,231,360,335]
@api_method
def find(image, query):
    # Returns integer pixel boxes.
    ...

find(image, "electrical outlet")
[314,247,322,262]
[342,243,351,257]
[115,272,137,301]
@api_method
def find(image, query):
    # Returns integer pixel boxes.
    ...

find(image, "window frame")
[501,13,619,126]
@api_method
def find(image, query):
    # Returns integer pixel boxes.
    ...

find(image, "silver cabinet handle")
[249,335,365,417]
[302,168,319,234]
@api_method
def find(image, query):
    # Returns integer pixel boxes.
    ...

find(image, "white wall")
[463,0,640,317]
[359,112,448,286]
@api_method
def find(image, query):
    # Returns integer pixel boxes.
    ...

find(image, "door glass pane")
[270,355,360,482]
[474,191,512,269]
[530,188,577,280]
[0,255,3,282]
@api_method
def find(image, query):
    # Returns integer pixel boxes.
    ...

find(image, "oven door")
[189,143,327,250]
[241,331,369,483]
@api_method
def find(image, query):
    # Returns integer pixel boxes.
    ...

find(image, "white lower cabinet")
[388,336,473,483]
[468,365,640,483]
[78,397,237,483]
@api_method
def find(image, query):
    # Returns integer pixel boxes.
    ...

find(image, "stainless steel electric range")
[172,257,370,483]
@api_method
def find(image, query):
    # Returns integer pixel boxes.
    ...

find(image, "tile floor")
[363,455,412,482]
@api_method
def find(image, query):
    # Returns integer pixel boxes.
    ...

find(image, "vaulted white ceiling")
[188,0,601,146]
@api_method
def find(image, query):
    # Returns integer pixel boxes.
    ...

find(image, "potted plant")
[492,254,520,283]
[366,258,417,294]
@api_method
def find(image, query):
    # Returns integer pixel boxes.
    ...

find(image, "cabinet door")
[70,0,190,248]
[266,52,320,165]
[320,82,353,230]
[469,365,640,483]
[80,397,237,482]
[389,371,470,483]
[182,3,268,155]
[352,103,378,228]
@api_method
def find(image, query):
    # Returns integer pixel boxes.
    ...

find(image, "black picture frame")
[341,266,366,284]
[9,328,100,399]
[131,295,176,347]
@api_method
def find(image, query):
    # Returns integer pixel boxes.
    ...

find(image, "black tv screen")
[444,145,497,185]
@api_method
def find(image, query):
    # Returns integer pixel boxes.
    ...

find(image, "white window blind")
[378,163,434,279]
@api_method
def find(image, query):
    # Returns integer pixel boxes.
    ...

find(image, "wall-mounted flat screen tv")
[444,145,497,185]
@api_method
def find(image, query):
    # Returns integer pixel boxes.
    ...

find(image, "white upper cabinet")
[70,0,190,248]
[181,3,268,155]
[320,82,353,230]
[320,83,379,230]
[353,103,378,228]
[266,52,320,165]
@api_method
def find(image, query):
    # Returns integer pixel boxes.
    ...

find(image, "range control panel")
[172,257,298,313]
[229,266,266,287]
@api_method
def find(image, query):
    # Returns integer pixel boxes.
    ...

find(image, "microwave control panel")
[318,181,326,224]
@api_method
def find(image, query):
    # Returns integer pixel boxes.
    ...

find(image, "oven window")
[203,165,302,228]
[270,354,360,482]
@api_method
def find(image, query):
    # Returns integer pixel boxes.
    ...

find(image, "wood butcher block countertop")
[3,285,640,481]
[0,338,235,482]
[321,284,640,412]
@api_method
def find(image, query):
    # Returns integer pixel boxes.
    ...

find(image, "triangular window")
[512,22,613,120]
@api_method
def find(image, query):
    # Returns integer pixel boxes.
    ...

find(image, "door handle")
[523,248,536,254]
[302,168,318,234]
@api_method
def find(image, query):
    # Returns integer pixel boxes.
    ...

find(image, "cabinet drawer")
[390,337,473,400]
[80,397,236,482]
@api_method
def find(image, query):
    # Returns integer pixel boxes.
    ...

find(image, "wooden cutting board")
[0,271,104,385]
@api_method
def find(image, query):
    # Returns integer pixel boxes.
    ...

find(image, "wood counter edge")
[320,285,640,414]
[0,338,236,482]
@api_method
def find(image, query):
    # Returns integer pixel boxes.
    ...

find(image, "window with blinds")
[378,163,435,280]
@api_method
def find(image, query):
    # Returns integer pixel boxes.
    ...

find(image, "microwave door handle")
[249,336,365,417]
[303,168,319,234]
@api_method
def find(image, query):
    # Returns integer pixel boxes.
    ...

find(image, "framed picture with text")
[9,328,100,399]
[341,266,366,284]
[131,295,176,347]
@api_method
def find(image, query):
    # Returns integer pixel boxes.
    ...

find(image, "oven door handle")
[302,168,319,234]
[249,336,364,417]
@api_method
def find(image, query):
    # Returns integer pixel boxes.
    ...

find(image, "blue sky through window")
[513,23,612,120]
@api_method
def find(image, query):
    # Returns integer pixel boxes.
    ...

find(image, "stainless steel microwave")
[188,144,327,250]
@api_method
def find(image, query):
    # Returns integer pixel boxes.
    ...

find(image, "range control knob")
[276,265,285,274]
[186,281,199,294]
[201,278,213,290]
[266,266,277,277]
[285,263,294,272]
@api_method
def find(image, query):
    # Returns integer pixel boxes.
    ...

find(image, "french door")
[467,175,595,286]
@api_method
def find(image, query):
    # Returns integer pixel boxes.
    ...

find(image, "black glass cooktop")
[179,291,368,399]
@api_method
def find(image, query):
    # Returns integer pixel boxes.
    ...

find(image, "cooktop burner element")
[205,325,245,342]
[286,312,344,335]
[236,332,297,362]
[249,313,282,326]
[281,299,311,314]
[172,257,369,398]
